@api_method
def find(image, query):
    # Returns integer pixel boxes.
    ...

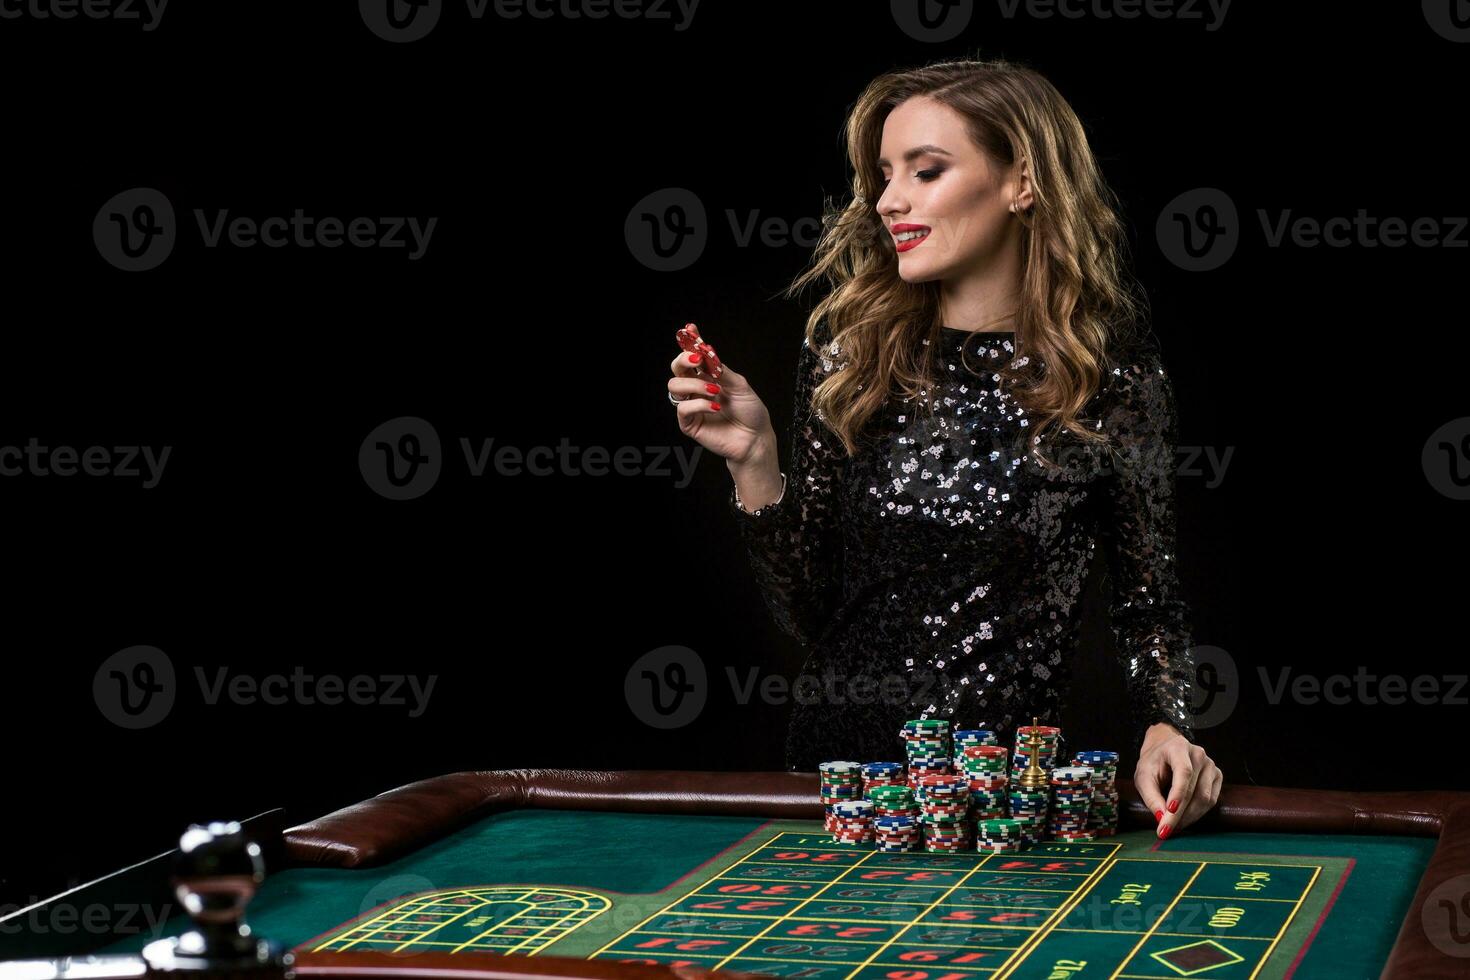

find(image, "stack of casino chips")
[977,817,1026,853]
[915,773,972,851]
[1047,766,1096,841]
[869,785,921,852]
[873,814,921,852]
[1007,783,1049,844]
[1010,724,1061,780]
[961,745,1009,820]
[1073,750,1121,836]
[952,729,997,769]
[819,761,863,832]
[900,720,953,787]
[829,799,875,845]
[861,762,905,799]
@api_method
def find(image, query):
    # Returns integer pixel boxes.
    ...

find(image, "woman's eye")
[882,168,943,185]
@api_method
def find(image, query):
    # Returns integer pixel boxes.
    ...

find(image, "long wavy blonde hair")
[784,56,1151,467]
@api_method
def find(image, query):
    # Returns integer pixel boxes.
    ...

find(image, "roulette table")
[1,770,1466,979]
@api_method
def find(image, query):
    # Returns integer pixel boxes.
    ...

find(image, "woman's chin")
[895,258,944,284]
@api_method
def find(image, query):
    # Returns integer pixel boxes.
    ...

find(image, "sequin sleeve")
[727,324,847,648]
[1095,345,1198,749]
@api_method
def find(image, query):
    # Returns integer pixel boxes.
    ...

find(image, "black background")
[1,0,1466,914]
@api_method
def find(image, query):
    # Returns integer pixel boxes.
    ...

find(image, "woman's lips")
[893,225,930,252]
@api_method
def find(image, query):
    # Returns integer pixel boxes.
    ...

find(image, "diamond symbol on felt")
[1150,939,1246,975]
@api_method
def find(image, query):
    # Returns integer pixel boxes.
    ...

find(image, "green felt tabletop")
[89,809,1434,980]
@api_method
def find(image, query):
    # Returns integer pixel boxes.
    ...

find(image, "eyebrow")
[876,145,952,168]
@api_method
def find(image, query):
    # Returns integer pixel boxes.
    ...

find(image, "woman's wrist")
[1142,721,1184,749]
[727,430,778,474]
[728,434,783,512]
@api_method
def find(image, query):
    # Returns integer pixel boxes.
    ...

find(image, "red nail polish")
[711,402,721,411]
[1154,810,1163,822]
[689,353,702,364]
[1168,800,1179,814]
[705,383,720,394]
[1159,824,1171,840]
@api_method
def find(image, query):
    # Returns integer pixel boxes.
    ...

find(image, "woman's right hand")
[668,350,775,466]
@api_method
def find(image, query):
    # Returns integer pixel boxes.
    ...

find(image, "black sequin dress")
[729,321,1197,771]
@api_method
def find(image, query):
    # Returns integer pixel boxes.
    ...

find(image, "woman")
[667,58,1221,838]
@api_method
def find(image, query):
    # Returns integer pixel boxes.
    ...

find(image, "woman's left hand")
[1134,722,1223,839]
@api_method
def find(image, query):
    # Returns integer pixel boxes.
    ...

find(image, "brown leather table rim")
[279,768,1470,980]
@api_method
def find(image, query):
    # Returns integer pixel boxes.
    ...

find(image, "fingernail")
[1158,824,1171,840]
[1168,800,1179,814]
[705,383,721,394]
[689,353,703,364]
[711,402,722,411]
[1154,810,1163,822]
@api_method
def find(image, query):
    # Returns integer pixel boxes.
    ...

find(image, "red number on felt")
[688,899,784,912]
[716,884,798,895]
[771,851,842,862]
